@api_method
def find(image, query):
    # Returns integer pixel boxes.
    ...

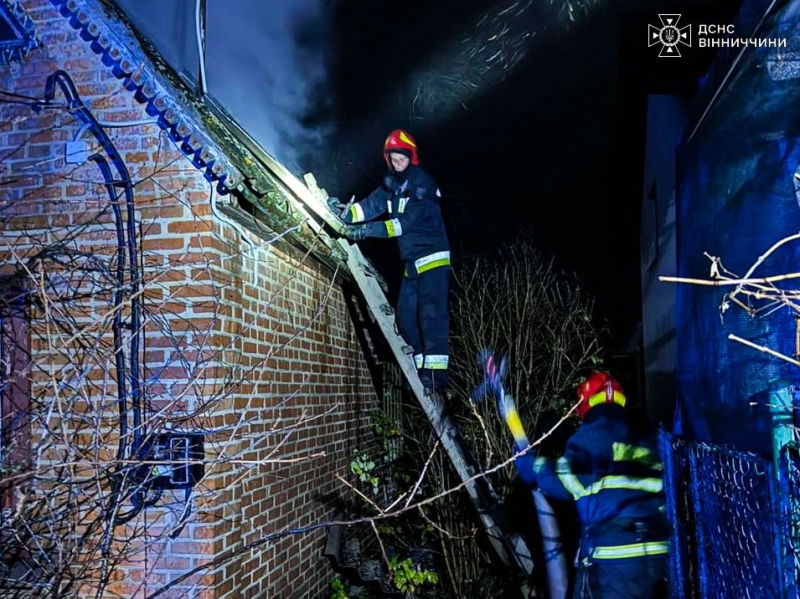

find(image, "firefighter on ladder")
[513,372,670,598]
[328,129,450,394]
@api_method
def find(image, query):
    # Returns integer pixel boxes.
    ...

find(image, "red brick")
[0,2,379,598]
[167,220,214,234]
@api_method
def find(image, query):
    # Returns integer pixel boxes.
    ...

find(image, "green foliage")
[375,522,398,537]
[329,576,349,599]
[375,517,436,553]
[389,555,439,594]
[350,452,379,495]
[370,410,401,451]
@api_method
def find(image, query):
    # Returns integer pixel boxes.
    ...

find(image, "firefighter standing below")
[329,129,450,393]
[514,372,669,598]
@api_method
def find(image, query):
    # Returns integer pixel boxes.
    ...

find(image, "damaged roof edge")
[50,0,348,271]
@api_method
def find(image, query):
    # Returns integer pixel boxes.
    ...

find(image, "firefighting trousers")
[573,555,668,599]
[396,263,450,388]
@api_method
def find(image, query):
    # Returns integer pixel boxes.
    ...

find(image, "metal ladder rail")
[245,157,535,593]
[335,234,535,589]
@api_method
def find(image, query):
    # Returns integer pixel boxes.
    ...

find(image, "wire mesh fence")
[661,431,788,599]
[689,444,779,599]
[779,443,800,598]
[660,433,697,599]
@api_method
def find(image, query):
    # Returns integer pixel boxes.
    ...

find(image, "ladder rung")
[323,203,534,593]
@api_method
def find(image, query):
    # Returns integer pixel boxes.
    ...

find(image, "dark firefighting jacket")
[515,404,669,564]
[344,165,450,274]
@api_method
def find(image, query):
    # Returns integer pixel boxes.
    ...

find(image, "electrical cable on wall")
[195,0,208,97]
[87,153,129,460]
[0,88,66,108]
[41,70,210,550]
[204,167,309,290]
[43,69,148,530]
[208,180,261,287]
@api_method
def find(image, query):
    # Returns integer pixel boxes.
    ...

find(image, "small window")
[381,362,403,462]
[0,282,33,584]
[0,3,37,66]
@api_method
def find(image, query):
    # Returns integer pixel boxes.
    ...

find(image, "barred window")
[0,283,30,514]
[0,3,37,66]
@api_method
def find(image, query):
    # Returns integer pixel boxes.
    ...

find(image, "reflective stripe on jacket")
[532,404,668,561]
[345,165,449,263]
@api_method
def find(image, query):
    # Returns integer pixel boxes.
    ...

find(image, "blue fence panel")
[689,443,779,599]
[661,432,783,598]
[659,431,697,599]
[779,443,800,598]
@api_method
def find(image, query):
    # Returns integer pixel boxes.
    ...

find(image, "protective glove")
[343,225,370,241]
[327,196,345,215]
[343,222,385,241]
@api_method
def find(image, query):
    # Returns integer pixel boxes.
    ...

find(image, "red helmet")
[576,371,626,420]
[383,129,419,166]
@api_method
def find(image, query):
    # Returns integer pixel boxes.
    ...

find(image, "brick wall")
[0,1,378,597]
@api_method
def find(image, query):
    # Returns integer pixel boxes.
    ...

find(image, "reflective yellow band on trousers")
[414,251,451,274]
[423,355,449,369]
[592,541,669,560]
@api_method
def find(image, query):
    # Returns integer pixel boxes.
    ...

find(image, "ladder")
[329,227,536,595]
[256,157,535,595]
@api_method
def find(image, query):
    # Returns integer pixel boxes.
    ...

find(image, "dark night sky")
[318,0,744,350]
[115,0,745,350]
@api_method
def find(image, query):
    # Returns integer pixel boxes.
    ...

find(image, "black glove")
[343,225,369,241]
[327,196,345,215]
[343,221,386,240]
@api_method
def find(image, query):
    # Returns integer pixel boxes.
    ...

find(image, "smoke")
[113,0,338,178]
[113,0,602,190]
[312,0,604,193]
[206,0,337,176]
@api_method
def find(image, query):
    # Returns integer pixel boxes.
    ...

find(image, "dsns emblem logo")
[648,14,691,57]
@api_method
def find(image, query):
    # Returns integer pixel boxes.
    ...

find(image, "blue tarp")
[674,3,800,455]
